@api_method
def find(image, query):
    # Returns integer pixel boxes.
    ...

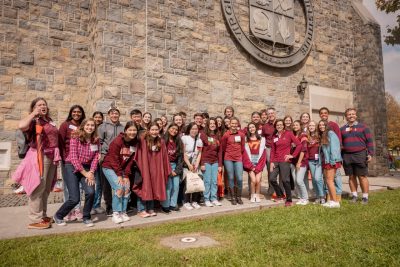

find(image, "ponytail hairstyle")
[144,122,161,151]
[72,118,98,144]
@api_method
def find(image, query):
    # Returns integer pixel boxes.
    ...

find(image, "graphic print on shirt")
[120,146,133,161]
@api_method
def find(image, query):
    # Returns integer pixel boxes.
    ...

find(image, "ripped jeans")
[102,168,130,213]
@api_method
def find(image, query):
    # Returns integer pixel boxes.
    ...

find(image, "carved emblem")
[221,0,315,68]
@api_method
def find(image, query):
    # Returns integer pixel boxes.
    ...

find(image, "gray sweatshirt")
[98,121,124,155]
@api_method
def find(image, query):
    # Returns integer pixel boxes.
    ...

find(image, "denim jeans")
[102,168,130,213]
[224,160,243,189]
[202,162,218,202]
[309,160,324,198]
[137,198,154,212]
[290,165,308,200]
[61,163,81,209]
[55,164,95,220]
[161,162,180,208]
[93,163,102,209]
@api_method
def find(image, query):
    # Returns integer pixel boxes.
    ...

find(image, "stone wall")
[0,0,388,192]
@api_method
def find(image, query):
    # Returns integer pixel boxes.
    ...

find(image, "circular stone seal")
[221,0,315,68]
[180,237,198,243]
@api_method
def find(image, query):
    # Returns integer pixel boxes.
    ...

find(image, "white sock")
[362,193,368,199]
[352,192,358,197]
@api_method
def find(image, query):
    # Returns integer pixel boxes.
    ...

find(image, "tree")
[376,0,400,45]
[386,92,400,149]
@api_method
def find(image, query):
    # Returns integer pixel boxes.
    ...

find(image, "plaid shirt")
[65,137,100,173]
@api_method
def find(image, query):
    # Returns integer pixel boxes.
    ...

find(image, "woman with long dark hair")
[53,118,99,227]
[13,97,60,229]
[102,121,139,223]
[243,122,267,203]
[318,120,342,208]
[161,123,183,213]
[59,104,86,221]
[141,112,152,130]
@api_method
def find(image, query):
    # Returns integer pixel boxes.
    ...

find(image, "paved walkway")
[0,174,399,240]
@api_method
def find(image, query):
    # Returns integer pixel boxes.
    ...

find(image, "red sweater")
[200,133,222,166]
[262,121,275,148]
[102,133,138,179]
[291,133,308,167]
[59,120,80,160]
[220,130,245,162]
[270,130,301,162]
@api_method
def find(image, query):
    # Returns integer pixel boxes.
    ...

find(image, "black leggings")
[268,162,292,202]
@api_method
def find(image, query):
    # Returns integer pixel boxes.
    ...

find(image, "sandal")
[148,210,157,217]
[138,211,151,218]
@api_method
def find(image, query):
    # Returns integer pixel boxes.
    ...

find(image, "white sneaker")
[296,199,309,206]
[212,200,222,206]
[205,201,213,207]
[120,212,130,222]
[191,202,201,209]
[112,212,123,224]
[94,207,105,214]
[322,201,333,207]
[328,201,340,208]
[250,194,256,203]
[184,203,194,210]
[255,194,261,203]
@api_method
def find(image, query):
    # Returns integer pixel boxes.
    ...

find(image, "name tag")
[257,130,262,135]
[152,145,158,151]
[69,124,77,130]
[234,136,241,143]
[345,127,350,132]
[273,138,279,143]
[130,146,136,153]
[90,144,98,151]
[208,137,214,143]
[314,154,319,160]
[50,121,56,127]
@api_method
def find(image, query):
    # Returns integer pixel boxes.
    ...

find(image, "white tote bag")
[185,171,205,194]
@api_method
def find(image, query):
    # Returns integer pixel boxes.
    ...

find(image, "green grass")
[1,190,400,267]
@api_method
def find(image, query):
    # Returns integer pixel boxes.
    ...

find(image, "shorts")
[342,150,368,176]
[322,162,342,170]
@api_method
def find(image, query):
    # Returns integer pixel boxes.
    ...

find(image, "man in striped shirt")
[340,108,374,204]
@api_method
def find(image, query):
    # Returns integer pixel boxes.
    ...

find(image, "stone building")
[0,0,388,193]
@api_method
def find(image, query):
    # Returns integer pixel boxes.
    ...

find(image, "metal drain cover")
[180,237,197,243]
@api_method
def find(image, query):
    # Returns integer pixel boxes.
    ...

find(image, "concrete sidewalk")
[1,175,399,240]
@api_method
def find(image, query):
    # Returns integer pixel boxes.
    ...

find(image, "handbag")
[185,171,205,193]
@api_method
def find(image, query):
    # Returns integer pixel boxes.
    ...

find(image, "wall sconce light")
[297,75,308,95]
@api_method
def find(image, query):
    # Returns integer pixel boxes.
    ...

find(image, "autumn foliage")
[386,93,400,148]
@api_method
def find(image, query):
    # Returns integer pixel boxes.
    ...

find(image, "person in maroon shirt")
[54,118,99,227]
[200,118,223,207]
[58,104,86,221]
[243,122,267,203]
[220,117,245,205]
[161,123,183,213]
[307,121,325,204]
[300,112,311,132]
[260,109,268,125]
[319,107,342,202]
[224,106,235,119]
[102,121,139,224]
[269,119,301,206]
[290,120,309,205]
[283,115,293,131]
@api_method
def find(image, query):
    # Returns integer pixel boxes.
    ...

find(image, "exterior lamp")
[297,75,308,95]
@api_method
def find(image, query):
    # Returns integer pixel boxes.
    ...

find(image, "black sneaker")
[161,207,171,214]
[169,206,180,212]
[106,207,113,217]
[350,196,358,203]
[361,197,368,205]
[126,206,135,214]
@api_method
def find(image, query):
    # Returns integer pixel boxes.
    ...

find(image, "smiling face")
[168,125,179,137]
[194,116,203,127]
[173,115,183,127]
[216,117,223,127]
[149,125,159,137]
[93,114,103,126]
[267,109,276,122]
[125,125,138,140]
[224,118,231,129]
[230,119,239,133]
[346,109,357,124]
[71,108,83,123]
[292,121,301,132]
[284,117,292,128]
[301,113,310,125]
[319,109,329,121]
[318,121,326,132]
[83,120,96,135]
[109,110,120,124]
[209,119,217,131]
[308,121,316,133]
[261,112,268,123]
[189,124,199,138]
[143,113,152,124]
[161,116,168,127]
[275,121,284,133]
[248,123,256,134]
[131,114,142,125]
[251,113,261,124]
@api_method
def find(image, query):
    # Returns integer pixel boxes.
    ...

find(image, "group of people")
[13,97,374,230]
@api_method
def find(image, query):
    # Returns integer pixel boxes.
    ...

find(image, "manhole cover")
[180,237,197,243]
[160,233,219,249]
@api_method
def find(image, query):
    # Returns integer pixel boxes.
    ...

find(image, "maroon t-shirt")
[220,131,245,162]
[167,140,177,162]
[200,133,222,166]
[262,121,275,148]
[307,137,320,161]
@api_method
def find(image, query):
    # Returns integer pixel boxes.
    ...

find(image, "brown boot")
[229,187,237,205]
[235,187,243,205]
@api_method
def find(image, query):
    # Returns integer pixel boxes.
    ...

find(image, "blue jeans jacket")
[321,131,342,165]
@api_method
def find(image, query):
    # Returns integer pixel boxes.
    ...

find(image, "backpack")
[16,129,29,159]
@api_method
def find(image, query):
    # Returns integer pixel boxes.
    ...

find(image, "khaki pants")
[28,155,57,223]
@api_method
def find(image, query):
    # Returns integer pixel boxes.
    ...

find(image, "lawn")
[1,190,400,267]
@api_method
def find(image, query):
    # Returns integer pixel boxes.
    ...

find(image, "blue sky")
[364,0,400,101]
